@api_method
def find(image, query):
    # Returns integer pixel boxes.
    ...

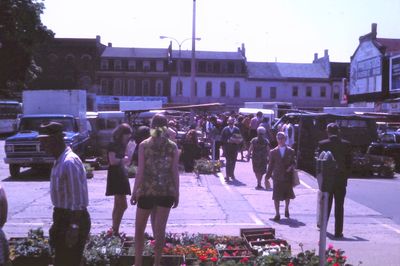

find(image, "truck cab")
[4,114,90,177]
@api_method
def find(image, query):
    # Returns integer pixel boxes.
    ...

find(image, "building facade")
[349,23,400,113]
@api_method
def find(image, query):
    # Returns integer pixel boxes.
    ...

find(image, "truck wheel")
[10,164,20,178]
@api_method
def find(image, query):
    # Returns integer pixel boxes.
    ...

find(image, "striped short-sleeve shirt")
[50,147,89,210]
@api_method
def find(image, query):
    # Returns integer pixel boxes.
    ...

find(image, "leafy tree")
[0,0,54,98]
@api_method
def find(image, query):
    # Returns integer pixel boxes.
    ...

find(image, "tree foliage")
[0,0,54,98]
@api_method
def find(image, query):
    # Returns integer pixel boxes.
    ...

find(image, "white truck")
[4,90,90,177]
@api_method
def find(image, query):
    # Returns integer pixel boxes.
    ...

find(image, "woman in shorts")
[130,114,180,266]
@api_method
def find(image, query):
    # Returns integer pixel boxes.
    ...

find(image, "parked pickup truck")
[368,132,400,172]
[3,90,90,178]
[4,114,90,177]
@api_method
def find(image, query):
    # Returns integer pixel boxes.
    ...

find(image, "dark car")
[368,132,400,172]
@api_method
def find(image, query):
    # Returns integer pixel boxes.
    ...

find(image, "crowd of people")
[0,110,352,266]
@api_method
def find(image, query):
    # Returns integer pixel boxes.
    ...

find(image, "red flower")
[199,255,207,262]
[333,264,340,266]
[211,257,218,262]
[327,257,333,263]
[287,263,294,266]
[240,257,249,263]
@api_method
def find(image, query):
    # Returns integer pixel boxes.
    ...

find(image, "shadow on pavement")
[326,232,369,242]
[228,178,247,186]
[270,218,306,228]
[2,168,50,182]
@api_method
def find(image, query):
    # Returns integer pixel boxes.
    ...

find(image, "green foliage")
[0,0,54,97]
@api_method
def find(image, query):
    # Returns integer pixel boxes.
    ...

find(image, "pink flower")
[328,244,334,250]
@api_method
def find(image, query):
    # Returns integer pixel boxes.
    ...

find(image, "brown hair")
[151,113,168,128]
[112,123,132,143]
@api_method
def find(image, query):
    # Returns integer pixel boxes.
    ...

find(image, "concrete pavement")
[3,158,400,266]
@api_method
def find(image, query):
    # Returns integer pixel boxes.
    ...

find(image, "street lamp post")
[160,36,200,99]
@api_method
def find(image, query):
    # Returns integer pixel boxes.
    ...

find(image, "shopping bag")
[292,169,300,187]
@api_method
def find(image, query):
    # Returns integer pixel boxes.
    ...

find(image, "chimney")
[96,35,101,43]
[108,42,112,47]
[324,49,329,58]
[314,53,318,62]
[241,43,246,57]
[371,23,377,38]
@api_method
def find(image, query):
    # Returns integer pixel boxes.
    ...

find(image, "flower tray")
[240,227,275,238]
[246,238,290,255]
[218,249,254,262]
[242,232,275,242]
[118,255,154,266]
[12,256,52,266]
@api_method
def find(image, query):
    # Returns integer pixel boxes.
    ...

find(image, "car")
[368,132,400,172]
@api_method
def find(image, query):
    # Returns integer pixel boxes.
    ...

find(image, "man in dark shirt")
[317,123,352,238]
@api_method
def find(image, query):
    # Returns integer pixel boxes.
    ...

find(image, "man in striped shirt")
[38,122,91,266]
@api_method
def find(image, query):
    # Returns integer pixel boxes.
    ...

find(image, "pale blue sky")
[41,0,400,63]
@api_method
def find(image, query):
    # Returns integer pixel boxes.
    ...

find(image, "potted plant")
[9,228,52,266]
[84,163,94,179]
[83,231,123,266]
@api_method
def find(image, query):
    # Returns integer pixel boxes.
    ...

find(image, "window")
[65,54,75,64]
[128,60,136,71]
[228,62,235,73]
[306,86,312,97]
[220,82,226,97]
[100,79,109,94]
[292,86,298,97]
[79,76,91,88]
[81,54,92,70]
[142,80,150,95]
[101,59,109,70]
[270,87,277,99]
[128,79,136,95]
[320,86,326,97]
[333,85,340,100]
[156,60,164,72]
[256,86,262,98]
[207,62,214,73]
[143,61,150,71]
[156,80,163,96]
[48,53,58,63]
[114,79,122,95]
[234,82,240,97]
[206,81,212,97]
[234,62,242,73]
[114,60,122,70]
[220,62,227,73]
[176,80,183,96]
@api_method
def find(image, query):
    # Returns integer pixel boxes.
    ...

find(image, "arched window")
[234,81,240,97]
[206,81,212,97]
[81,54,92,70]
[65,54,75,65]
[220,82,226,97]
[48,53,58,63]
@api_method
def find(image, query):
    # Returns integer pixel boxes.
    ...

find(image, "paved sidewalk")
[3,159,400,266]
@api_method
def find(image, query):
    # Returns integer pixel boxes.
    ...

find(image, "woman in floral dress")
[131,114,180,266]
[248,127,270,189]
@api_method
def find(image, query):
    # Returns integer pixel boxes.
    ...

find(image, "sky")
[40,0,400,63]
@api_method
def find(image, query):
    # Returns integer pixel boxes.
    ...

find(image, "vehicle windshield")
[0,102,22,119]
[19,117,75,132]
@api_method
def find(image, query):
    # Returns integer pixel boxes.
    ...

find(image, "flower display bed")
[8,227,353,265]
